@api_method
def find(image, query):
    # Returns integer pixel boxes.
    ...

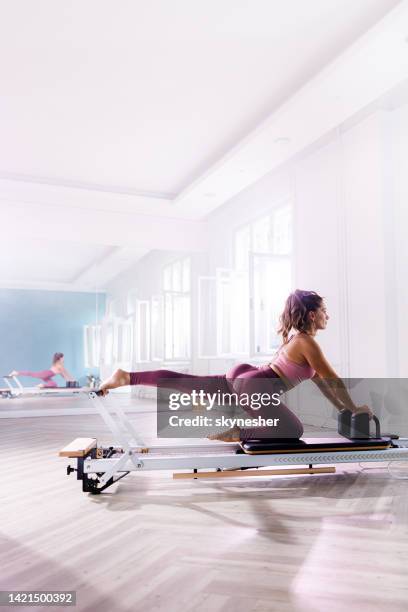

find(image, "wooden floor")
[1,401,408,612]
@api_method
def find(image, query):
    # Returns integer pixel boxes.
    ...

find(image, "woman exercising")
[99,290,371,441]
[9,352,75,388]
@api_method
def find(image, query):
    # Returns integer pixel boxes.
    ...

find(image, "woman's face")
[310,302,329,331]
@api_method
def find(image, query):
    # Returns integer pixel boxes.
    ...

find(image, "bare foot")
[207,426,241,443]
[99,369,130,396]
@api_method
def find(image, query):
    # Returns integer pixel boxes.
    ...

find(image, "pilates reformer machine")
[1,375,89,399]
[59,391,408,494]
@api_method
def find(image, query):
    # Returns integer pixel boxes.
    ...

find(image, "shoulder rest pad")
[241,437,391,454]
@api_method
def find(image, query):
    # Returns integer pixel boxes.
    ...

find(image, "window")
[198,276,218,358]
[163,257,191,360]
[229,270,250,354]
[126,291,138,316]
[253,215,273,253]
[234,225,251,271]
[102,322,114,366]
[151,294,164,361]
[250,253,292,353]
[234,204,293,356]
[84,325,101,368]
[216,268,250,356]
[198,269,249,358]
[135,300,150,362]
[117,318,133,363]
[273,206,292,254]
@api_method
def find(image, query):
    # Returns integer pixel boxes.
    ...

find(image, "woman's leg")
[16,370,58,388]
[99,368,130,392]
[100,363,303,441]
[99,367,229,395]
[18,369,54,381]
[204,364,258,441]
[236,369,303,440]
[40,380,58,388]
[210,364,303,441]
[238,394,304,440]
[130,369,229,394]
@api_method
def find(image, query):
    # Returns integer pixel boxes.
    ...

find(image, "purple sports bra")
[270,336,315,385]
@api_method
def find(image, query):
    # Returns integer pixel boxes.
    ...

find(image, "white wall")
[342,113,388,377]
[294,138,344,373]
[294,111,394,378]
[391,103,408,377]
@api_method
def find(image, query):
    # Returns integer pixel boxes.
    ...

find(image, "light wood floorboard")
[0,403,408,612]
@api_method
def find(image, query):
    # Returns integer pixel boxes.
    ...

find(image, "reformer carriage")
[59,392,408,494]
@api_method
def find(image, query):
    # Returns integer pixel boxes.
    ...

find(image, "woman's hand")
[351,404,373,418]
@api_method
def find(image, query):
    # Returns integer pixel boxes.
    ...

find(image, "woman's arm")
[311,375,346,411]
[303,339,372,415]
[60,368,75,382]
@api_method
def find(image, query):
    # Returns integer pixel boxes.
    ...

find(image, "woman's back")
[271,334,315,384]
[279,333,311,365]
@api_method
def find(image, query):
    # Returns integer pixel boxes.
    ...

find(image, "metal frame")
[1,375,89,399]
[60,392,408,494]
[84,446,408,474]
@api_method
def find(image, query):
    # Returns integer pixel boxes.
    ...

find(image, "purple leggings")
[18,370,57,388]
[129,363,304,440]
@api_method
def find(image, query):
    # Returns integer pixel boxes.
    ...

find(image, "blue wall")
[0,289,105,386]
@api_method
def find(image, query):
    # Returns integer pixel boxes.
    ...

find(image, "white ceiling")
[0,0,405,291]
[0,237,113,288]
[0,0,401,195]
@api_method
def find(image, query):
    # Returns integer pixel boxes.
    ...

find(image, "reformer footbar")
[1,375,22,398]
[58,392,408,494]
[1,375,41,398]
